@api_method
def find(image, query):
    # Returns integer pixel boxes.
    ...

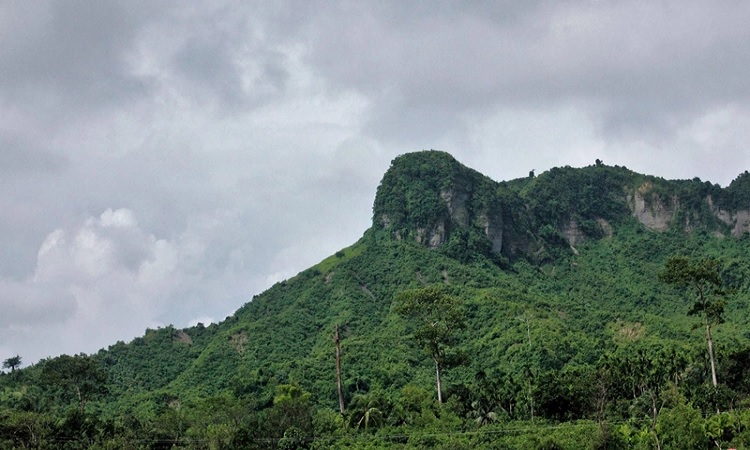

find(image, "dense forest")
[3,151,750,449]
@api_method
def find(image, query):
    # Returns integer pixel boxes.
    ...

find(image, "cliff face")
[372,151,525,261]
[628,181,750,237]
[630,184,676,232]
[372,151,750,262]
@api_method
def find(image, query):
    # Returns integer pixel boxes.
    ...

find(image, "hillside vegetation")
[2,150,750,449]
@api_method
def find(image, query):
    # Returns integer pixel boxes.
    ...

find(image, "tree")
[347,392,384,431]
[600,341,690,448]
[268,384,314,440]
[393,285,466,404]
[334,325,346,414]
[184,396,245,449]
[277,426,309,450]
[40,354,107,411]
[659,256,725,387]
[2,355,21,372]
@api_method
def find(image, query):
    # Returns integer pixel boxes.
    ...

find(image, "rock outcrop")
[629,184,677,231]
[629,184,750,236]
[373,151,750,263]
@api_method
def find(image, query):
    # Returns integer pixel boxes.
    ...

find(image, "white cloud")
[2,1,750,364]
[0,208,238,362]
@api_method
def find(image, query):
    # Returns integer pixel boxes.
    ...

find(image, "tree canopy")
[2,355,21,372]
[659,256,726,387]
[394,285,466,403]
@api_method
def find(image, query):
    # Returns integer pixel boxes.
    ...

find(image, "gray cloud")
[302,1,750,143]
[168,8,291,112]
[0,1,158,128]
[0,136,67,175]
[1,1,749,363]
[0,280,76,327]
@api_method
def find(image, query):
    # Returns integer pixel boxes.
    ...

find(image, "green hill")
[3,150,750,449]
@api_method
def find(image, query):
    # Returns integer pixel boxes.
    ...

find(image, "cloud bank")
[2,0,749,364]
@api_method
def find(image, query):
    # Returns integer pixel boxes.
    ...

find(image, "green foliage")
[2,355,21,372]
[393,286,465,361]
[372,150,523,262]
[278,425,309,450]
[373,151,459,232]
[347,391,385,431]
[521,164,635,230]
[39,353,107,411]
[660,256,727,387]
[727,170,750,209]
[656,401,707,450]
[394,285,467,404]
[659,256,726,325]
[3,154,750,447]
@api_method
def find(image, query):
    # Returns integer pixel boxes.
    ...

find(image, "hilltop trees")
[2,355,21,372]
[393,285,466,404]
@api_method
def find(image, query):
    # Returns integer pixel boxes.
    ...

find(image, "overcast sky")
[2,1,750,365]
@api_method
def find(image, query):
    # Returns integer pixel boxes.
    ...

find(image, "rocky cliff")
[372,151,530,261]
[628,177,750,237]
[372,151,750,262]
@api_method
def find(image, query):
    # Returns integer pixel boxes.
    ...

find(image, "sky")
[2,1,750,366]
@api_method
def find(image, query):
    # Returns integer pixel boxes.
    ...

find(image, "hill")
[2,150,750,449]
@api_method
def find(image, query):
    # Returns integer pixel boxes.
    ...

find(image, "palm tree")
[347,392,384,431]
[469,399,497,425]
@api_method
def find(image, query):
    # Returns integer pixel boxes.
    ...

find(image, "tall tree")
[2,355,21,372]
[659,256,725,387]
[393,285,465,404]
[334,324,346,414]
[268,384,314,440]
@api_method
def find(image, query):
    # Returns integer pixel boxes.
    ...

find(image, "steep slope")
[373,151,750,261]
[372,151,530,260]
[5,150,750,434]
[5,151,750,448]
[94,151,750,412]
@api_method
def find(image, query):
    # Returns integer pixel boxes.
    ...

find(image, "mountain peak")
[372,150,522,262]
[372,152,750,264]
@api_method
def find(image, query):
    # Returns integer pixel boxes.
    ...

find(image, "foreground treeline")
[4,347,750,449]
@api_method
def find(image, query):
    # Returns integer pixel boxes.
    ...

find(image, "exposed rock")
[440,189,470,227]
[707,196,750,237]
[416,221,448,248]
[630,184,677,231]
[373,151,750,263]
[562,219,587,246]
[380,213,392,228]
[598,219,613,238]
[173,330,193,345]
[733,210,750,236]
[428,221,447,247]
[229,331,247,354]
[360,284,376,301]
[477,211,504,253]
